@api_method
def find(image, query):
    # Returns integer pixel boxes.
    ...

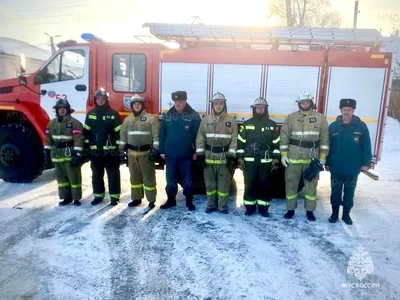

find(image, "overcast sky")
[0,0,399,50]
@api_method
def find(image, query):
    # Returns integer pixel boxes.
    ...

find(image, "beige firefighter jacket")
[196,110,238,164]
[119,109,160,150]
[280,110,329,163]
[44,115,84,162]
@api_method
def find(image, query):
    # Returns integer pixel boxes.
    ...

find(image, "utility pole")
[353,0,359,30]
[286,0,292,27]
[44,32,61,55]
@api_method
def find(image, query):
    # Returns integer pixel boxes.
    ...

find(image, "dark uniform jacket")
[327,115,372,176]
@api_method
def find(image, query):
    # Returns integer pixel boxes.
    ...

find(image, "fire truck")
[0,23,394,193]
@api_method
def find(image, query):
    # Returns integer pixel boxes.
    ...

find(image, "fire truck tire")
[0,124,44,183]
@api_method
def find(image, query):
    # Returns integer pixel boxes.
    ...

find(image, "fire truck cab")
[0,24,394,195]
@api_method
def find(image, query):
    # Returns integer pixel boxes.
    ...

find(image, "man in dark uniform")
[159,91,201,210]
[236,97,280,217]
[326,98,372,225]
[84,89,122,206]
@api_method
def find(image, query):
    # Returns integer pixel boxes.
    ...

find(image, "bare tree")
[268,0,342,28]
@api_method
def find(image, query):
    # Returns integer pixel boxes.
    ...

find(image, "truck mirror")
[19,75,27,85]
[20,54,26,74]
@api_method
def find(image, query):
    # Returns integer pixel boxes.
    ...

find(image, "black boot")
[128,199,142,207]
[148,202,155,209]
[59,197,73,206]
[91,197,103,205]
[245,205,256,216]
[329,205,339,223]
[306,211,316,221]
[258,206,269,218]
[109,198,119,206]
[73,200,81,206]
[220,208,228,214]
[186,195,195,211]
[284,210,295,219]
[205,207,217,214]
[342,207,353,225]
[160,195,176,209]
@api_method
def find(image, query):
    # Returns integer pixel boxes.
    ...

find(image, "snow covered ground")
[0,118,399,300]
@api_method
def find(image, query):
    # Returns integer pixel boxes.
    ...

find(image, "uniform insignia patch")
[309,118,317,123]
[107,115,111,119]
[45,129,50,134]
[66,123,72,128]
[275,126,280,132]
[72,129,82,135]
[225,122,231,127]
[184,125,190,130]
[140,117,147,121]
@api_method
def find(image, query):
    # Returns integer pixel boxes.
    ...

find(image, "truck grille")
[0,86,12,94]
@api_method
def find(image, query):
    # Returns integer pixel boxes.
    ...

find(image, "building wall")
[0,54,45,80]
[388,79,400,121]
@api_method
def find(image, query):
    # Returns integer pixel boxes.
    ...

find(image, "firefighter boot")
[59,197,73,206]
[306,211,316,221]
[342,207,353,225]
[91,197,103,205]
[329,205,340,223]
[110,197,119,206]
[258,206,269,218]
[128,199,142,207]
[284,210,295,219]
[73,200,81,206]
[186,195,195,211]
[245,205,257,216]
[205,207,217,214]
[148,202,155,209]
[160,195,177,209]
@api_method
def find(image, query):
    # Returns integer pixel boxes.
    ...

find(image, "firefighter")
[326,99,371,225]
[119,94,160,209]
[236,97,280,217]
[196,92,237,214]
[44,99,84,206]
[280,93,329,221]
[159,91,201,211]
[84,89,122,206]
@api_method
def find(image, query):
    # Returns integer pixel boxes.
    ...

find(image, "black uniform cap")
[171,91,187,101]
[339,98,357,109]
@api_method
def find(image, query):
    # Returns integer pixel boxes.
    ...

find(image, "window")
[112,54,146,93]
[35,49,85,84]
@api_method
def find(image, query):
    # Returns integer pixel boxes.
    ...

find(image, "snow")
[1,118,400,300]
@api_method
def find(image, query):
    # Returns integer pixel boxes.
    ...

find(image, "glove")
[237,157,245,171]
[148,148,159,162]
[43,148,52,168]
[271,159,279,172]
[197,154,206,169]
[281,156,289,168]
[119,149,127,165]
[226,155,236,169]
[70,151,81,167]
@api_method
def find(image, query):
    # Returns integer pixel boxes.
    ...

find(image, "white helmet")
[210,92,226,103]
[251,97,268,108]
[131,93,144,104]
[296,92,314,103]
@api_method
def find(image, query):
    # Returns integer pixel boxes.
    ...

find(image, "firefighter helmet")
[94,88,109,101]
[251,97,268,108]
[210,92,226,103]
[53,99,72,115]
[130,94,144,104]
[296,92,314,103]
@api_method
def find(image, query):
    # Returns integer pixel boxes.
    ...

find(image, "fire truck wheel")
[0,124,44,183]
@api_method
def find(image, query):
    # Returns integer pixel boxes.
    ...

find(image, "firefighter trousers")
[330,173,358,209]
[204,164,231,211]
[243,162,272,214]
[55,162,82,201]
[128,151,156,203]
[165,157,193,197]
[285,163,318,211]
[90,151,121,199]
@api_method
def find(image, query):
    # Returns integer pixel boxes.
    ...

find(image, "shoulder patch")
[72,128,83,135]
[140,117,147,121]
[225,122,231,127]
[66,123,72,128]
[45,129,50,134]
[309,118,317,123]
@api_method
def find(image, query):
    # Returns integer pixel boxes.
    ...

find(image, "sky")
[0,0,399,51]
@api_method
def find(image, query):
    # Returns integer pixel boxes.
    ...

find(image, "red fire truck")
[0,23,393,189]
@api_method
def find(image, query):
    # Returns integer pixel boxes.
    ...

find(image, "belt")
[127,144,151,151]
[54,141,74,148]
[289,139,319,148]
[206,144,229,153]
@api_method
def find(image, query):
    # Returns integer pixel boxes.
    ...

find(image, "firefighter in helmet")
[279,93,329,221]
[84,89,122,206]
[119,94,160,210]
[44,99,84,206]
[236,97,280,217]
[196,92,237,214]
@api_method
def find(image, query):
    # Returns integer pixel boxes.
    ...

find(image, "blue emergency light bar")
[81,33,104,43]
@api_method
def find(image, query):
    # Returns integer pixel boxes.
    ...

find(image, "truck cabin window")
[34,49,85,84]
[112,54,146,93]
